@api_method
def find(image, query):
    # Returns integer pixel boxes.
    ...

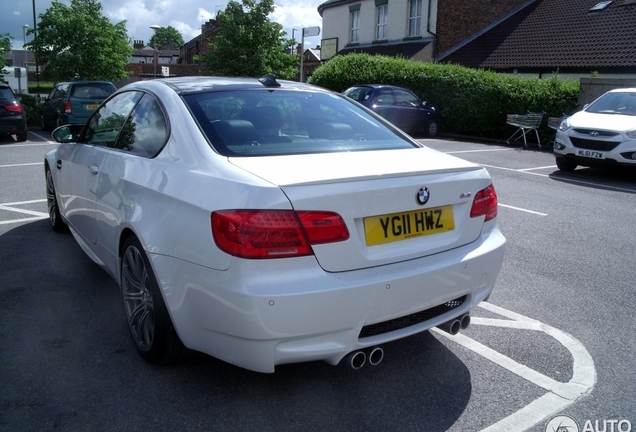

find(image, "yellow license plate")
[85,104,99,110]
[364,205,455,246]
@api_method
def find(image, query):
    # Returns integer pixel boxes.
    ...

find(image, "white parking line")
[432,302,596,432]
[0,162,44,168]
[0,140,56,148]
[481,163,550,178]
[499,204,548,216]
[447,148,516,154]
[0,199,48,225]
[519,165,557,171]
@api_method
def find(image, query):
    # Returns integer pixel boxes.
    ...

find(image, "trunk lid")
[229,147,493,272]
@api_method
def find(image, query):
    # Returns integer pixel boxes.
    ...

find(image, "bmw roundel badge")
[416,187,430,205]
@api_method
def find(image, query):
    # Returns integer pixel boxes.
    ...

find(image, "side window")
[83,91,142,148]
[375,88,394,105]
[393,89,420,107]
[114,94,168,157]
[52,84,68,100]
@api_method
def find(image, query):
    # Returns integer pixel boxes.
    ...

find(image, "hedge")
[308,54,580,140]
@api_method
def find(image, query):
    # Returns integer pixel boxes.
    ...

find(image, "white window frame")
[350,9,360,43]
[408,0,422,37]
[376,4,388,40]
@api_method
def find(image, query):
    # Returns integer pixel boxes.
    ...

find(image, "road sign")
[303,26,320,37]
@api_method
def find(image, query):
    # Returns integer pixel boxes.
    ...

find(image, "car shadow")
[549,166,636,192]
[0,220,473,431]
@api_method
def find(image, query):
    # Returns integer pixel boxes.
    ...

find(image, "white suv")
[554,88,636,171]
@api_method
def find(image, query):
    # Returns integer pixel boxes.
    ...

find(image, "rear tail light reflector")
[212,210,349,259]
[4,103,23,114]
[64,99,72,114]
[470,184,498,222]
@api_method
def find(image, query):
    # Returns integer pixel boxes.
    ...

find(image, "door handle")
[56,160,62,169]
[90,165,99,175]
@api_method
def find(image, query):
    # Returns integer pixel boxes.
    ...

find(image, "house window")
[350,9,360,43]
[376,4,388,40]
[408,0,422,37]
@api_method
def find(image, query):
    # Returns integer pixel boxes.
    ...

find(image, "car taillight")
[64,99,72,114]
[470,184,498,222]
[212,210,349,259]
[4,103,23,114]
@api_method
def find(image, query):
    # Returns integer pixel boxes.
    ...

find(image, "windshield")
[343,86,374,103]
[586,91,636,116]
[183,89,417,156]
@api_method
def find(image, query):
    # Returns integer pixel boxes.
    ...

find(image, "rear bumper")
[59,113,88,125]
[150,222,506,373]
[0,117,27,134]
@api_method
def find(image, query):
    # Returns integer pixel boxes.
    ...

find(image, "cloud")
[2,0,324,51]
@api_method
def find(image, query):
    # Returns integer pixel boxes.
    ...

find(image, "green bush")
[308,54,580,140]
[16,93,40,126]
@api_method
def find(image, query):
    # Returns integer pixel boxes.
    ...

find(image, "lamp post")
[150,24,160,78]
[22,25,29,69]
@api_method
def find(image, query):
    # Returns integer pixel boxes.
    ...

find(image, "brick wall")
[436,0,528,57]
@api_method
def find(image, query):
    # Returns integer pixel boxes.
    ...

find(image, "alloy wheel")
[121,244,155,352]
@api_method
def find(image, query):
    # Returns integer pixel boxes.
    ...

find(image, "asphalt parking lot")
[1,131,634,432]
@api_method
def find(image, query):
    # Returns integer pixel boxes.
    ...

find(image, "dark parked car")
[0,82,28,142]
[40,80,117,130]
[343,84,441,137]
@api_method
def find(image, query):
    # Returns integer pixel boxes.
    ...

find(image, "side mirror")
[51,124,83,143]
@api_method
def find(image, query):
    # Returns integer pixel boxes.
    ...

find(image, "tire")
[426,119,439,137]
[16,130,28,142]
[45,168,67,232]
[121,236,188,364]
[555,157,577,172]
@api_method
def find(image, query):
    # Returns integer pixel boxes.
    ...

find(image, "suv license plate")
[85,104,99,110]
[364,205,454,246]
[576,149,605,159]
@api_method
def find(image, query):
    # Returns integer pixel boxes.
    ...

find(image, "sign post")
[301,26,320,83]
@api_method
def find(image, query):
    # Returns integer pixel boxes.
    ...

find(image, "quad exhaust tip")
[437,314,471,335]
[345,346,384,369]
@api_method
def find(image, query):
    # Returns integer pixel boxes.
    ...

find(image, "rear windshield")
[343,86,374,103]
[71,83,117,99]
[183,89,416,157]
[0,87,15,99]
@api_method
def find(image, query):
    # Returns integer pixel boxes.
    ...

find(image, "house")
[302,48,321,81]
[437,0,636,79]
[318,0,636,80]
[180,19,221,64]
[129,40,180,66]
[317,0,438,61]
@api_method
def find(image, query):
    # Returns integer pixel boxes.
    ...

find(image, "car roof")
[607,88,636,93]
[56,80,115,86]
[126,76,329,96]
[348,84,411,91]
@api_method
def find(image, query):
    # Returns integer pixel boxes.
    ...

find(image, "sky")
[3,0,325,53]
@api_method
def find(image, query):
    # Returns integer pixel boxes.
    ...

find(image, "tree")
[195,0,298,79]
[148,26,184,49]
[0,34,12,73]
[26,0,133,82]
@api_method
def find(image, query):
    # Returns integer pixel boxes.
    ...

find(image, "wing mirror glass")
[51,124,83,143]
